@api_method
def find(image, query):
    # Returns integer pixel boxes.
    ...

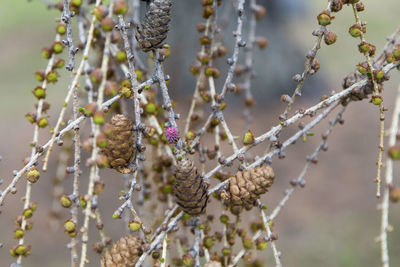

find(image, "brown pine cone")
[173,155,209,216]
[134,0,172,52]
[102,114,135,174]
[220,165,274,210]
[101,235,143,267]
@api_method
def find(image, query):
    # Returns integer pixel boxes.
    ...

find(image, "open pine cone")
[220,165,275,210]
[102,114,135,174]
[101,235,143,267]
[173,154,209,216]
[134,0,172,52]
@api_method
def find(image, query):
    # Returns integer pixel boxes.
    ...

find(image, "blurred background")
[1,0,400,266]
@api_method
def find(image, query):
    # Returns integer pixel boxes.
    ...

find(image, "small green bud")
[374,69,385,80]
[182,253,195,267]
[90,68,103,84]
[388,146,400,160]
[96,154,109,168]
[221,247,231,256]
[37,117,49,128]
[56,24,67,35]
[64,220,76,232]
[386,53,394,63]
[242,237,253,249]
[256,238,268,250]
[23,208,33,219]
[185,130,195,140]
[357,62,369,75]
[317,11,331,26]
[101,17,114,31]
[161,185,173,194]
[84,103,97,116]
[393,45,400,60]
[203,236,214,249]
[93,6,107,21]
[189,65,200,75]
[46,71,59,83]
[93,111,105,125]
[26,167,40,183]
[41,47,52,59]
[52,41,64,54]
[33,86,46,99]
[349,24,362,38]
[54,58,65,69]
[182,213,191,221]
[115,51,127,62]
[15,245,28,256]
[120,86,132,98]
[25,221,34,231]
[243,130,255,145]
[35,70,45,82]
[71,0,82,7]
[145,103,156,114]
[79,195,87,208]
[60,195,72,208]
[120,78,132,88]
[128,220,142,232]
[14,228,24,239]
[25,112,36,124]
[136,70,143,82]
[96,133,107,148]
[114,0,129,15]
[220,214,229,224]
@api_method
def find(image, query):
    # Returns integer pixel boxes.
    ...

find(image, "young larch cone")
[102,114,135,174]
[101,235,144,267]
[220,165,275,210]
[134,0,172,52]
[173,155,209,216]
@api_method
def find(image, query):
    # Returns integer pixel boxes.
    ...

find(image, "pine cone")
[220,165,274,210]
[101,235,143,267]
[173,155,209,216]
[134,0,172,52]
[102,114,135,173]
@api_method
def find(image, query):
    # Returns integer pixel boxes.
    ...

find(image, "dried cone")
[134,0,172,52]
[173,155,209,216]
[101,235,143,267]
[221,165,274,210]
[102,114,135,173]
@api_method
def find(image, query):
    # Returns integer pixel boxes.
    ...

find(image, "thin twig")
[42,0,102,172]
[380,84,400,267]
[269,105,346,221]
[220,0,246,99]
[135,211,184,267]
[16,33,59,265]
[62,0,78,71]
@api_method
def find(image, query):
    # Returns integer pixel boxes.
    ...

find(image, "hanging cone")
[134,0,172,52]
[101,235,144,267]
[173,154,209,216]
[102,114,135,174]
[221,165,275,210]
